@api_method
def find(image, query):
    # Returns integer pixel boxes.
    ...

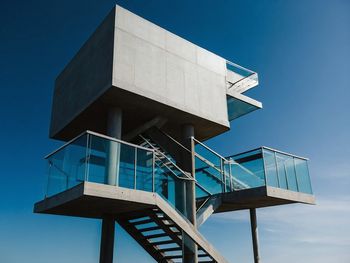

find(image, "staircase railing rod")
[140,135,194,181]
[156,129,192,154]
[154,156,193,181]
[195,182,212,198]
[196,196,211,213]
[228,72,256,89]
[194,153,225,183]
[191,137,230,163]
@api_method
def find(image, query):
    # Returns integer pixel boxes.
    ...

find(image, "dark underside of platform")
[34,183,156,219]
[197,186,315,213]
[216,187,295,212]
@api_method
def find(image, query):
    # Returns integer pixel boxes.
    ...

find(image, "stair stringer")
[197,196,223,227]
[154,195,229,263]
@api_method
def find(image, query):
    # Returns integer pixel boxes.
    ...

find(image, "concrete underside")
[215,186,315,213]
[52,87,229,142]
[34,182,156,218]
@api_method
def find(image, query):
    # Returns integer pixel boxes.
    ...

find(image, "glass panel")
[136,148,153,192]
[196,185,210,199]
[154,164,169,199]
[195,142,221,170]
[46,134,87,197]
[227,95,260,121]
[294,158,312,194]
[154,162,190,218]
[195,157,223,194]
[263,149,279,187]
[285,157,298,191]
[86,134,108,184]
[275,153,288,190]
[224,162,231,192]
[230,149,265,190]
[119,144,136,189]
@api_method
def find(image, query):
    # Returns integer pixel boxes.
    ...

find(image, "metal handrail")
[227,72,257,89]
[226,60,257,75]
[157,129,192,154]
[154,156,193,181]
[139,135,194,181]
[262,146,309,160]
[192,137,230,163]
[228,146,309,161]
[194,154,225,184]
[195,183,212,197]
[45,130,154,159]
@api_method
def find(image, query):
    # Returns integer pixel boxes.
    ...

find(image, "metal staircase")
[117,207,216,263]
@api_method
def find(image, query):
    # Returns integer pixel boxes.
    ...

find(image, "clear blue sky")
[0,0,349,262]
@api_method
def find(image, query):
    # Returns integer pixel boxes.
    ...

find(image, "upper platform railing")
[226,60,259,93]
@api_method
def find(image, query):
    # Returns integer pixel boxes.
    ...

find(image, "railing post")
[46,161,52,198]
[85,133,90,182]
[134,148,137,190]
[229,158,233,191]
[273,151,280,188]
[152,151,155,192]
[261,148,268,187]
[220,159,225,193]
[293,157,300,192]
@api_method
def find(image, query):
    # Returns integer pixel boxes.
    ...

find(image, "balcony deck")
[215,185,315,213]
[35,130,315,220]
[34,182,156,218]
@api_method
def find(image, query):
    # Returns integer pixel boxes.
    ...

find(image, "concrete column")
[181,124,197,263]
[100,215,115,263]
[100,107,122,263]
[106,108,122,185]
[250,208,260,263]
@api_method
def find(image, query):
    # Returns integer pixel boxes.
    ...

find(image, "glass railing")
[44,131,196,216]
[226,95,261,121]
[228,147,313,194]
[226,60,258,93]
[262,147,312,194]
[193,137,229,194]
[229,149,266,190]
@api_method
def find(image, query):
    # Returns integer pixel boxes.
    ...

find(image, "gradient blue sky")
[0,0,349,262]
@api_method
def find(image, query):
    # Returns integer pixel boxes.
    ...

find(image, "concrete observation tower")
[34,5,315,263]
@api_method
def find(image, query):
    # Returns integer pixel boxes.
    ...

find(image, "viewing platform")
[35,130,314,218]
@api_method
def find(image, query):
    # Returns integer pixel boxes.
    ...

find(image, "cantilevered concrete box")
[51,5,231,141]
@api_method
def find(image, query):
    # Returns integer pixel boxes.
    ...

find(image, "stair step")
[163,255,182,259]
[131,219,154,226]
[139,226,161,232]
[144,233,169,239]
[151,240,176,246]
[158,247,181,252]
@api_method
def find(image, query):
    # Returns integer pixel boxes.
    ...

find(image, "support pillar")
[106,108,122,185]
[250,208,260,263]
[181,124,197,263]
[100,215,115,263]
[100,107,122,263]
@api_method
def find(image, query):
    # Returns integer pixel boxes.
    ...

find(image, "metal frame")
[45,130,153,159]
[226,60,257,75]
[229,146,309,161]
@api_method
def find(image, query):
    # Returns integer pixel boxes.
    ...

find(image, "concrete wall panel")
[113,6,229,127]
